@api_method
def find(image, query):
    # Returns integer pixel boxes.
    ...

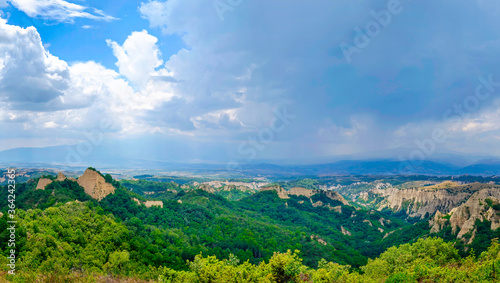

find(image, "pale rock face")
[260,185,289,199]
[197,184,216,193]
[288,187,315,197]
[260,186,348,206]
[36,178,53,190]
[312,201,323,207]
[427,187,500,241]
[223,184,252,192]
[430,210,447,233]
[77,169,115,201]
[35,172,76,190]
[323,191,349,205]
[56,172,67,181]
[132,197,164,208]
[383,230,395,239]
[145,201,163,208]
[332,206,342,213]
[202,180,268,191]
[447,189,500,238]
[372,183,492,219]
[341,226,352,236]
[367,182,500,240]
[310,235,328,245]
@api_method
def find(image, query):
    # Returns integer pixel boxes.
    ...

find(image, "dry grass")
[421,181,460,191]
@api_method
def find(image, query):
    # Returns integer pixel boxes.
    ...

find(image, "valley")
[2,167,500,281]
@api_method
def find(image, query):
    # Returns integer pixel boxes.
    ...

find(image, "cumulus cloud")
[0,15,215,149]
[136,0,500,159]
[0,18,70,109]
[4,0,500,162]
[106,30,163,88]
[7,0,115,22]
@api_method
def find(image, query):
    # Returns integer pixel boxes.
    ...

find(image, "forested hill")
[1,168,500,282]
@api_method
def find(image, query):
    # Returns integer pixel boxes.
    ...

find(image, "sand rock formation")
[260,186,348,205]
[35,172,79,190]
[448,188,500,238]
[36,178,53,190]
[288,187,315,197]
[145,201,163,208]
[341,226,352,236]
[310,235,328,245]
[56,172,67,181]
[223,184,253,192]
[77,168,115,201]
[260,185,290,199]
[202,180,269,191]
[312,201,323,207]
[367,182,495,219]
[197,184,216,193]
[427,186,500,242]
[323,191,349,205]
[429,211,447,233]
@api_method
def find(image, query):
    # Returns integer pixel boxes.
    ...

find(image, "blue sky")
[1,0,500,166]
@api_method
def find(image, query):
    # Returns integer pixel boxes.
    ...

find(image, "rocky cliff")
[36,178,53,190]
[197,183,216,193]
[36,172,78,190]
[144,201,163,208]
[202,180,268,191]
[56,172,66,181]
[77,168,115,201]
[430,187,500,242]
[364,182,494,219]
[260,186,348,205]
[260,185,289,199]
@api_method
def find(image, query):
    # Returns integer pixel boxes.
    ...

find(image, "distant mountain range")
[1,145,500,176]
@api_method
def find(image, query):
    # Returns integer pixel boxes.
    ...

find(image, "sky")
[1,0,500,166]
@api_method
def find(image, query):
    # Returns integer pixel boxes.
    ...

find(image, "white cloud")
[0,17,200,145]
[139,1,169,32]
[4,0,500,161]
[191,109,244,130]
[7,0,115,22]
[43,121,58,128]
[106,30,163,88]
[0,18,70,109]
